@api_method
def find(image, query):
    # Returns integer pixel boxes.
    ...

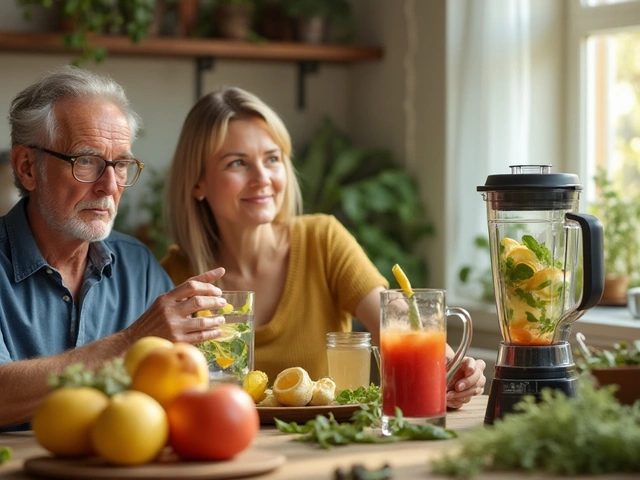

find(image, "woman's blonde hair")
[165,87,303,275]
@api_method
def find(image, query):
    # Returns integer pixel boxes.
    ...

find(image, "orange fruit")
[124,336,173,377]
[131,342,209,407]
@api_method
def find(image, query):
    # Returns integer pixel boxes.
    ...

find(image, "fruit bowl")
[590,366,640,405]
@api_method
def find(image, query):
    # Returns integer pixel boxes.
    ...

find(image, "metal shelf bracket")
[195,56,215,101]
[297,61,320,110]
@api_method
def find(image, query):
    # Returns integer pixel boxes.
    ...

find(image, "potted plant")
[282,0,353,44]
[458,236,495,302]
[294,118,434,287]
[18,0,158,63]
[590,167,640,305]
[214,0,258,40]
[575,335,640,406]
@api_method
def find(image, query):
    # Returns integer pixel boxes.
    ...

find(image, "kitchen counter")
[0,395,636,479]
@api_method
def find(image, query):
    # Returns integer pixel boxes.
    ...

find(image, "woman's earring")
[197,195,205,201]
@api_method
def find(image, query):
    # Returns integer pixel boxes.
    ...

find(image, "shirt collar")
[6,197,115,282]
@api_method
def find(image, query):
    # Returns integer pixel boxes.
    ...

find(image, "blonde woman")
[161,87,486,407]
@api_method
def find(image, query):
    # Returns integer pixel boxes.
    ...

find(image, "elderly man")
[0,67,226,430]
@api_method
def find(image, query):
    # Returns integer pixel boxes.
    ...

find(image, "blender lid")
[477,165,583,191]
[477,165,583,210]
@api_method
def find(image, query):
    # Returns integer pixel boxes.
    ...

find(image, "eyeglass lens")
[74,157,139,185]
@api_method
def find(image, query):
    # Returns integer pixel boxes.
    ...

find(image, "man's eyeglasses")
[28,146,145,188]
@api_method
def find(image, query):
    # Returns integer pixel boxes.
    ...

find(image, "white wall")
[0,2,352,223]
[1,0,566,288]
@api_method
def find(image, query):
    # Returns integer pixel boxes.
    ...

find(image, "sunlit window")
[585,30,640,202]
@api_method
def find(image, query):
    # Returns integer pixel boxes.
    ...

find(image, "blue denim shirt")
[0,198,174,429]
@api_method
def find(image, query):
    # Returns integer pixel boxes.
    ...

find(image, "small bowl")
[627,287,640,319]
[590,366,640,405]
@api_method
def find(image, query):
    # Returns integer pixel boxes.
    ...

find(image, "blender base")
[484,364,578,424]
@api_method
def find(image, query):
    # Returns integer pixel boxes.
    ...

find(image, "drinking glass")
[198,291,254,384]
[326,332,380,392]
[380,289,472,433]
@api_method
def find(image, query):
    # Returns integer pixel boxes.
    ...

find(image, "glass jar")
[326,332,376,392]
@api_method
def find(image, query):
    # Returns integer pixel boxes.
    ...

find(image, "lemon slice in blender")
[272,367,314,406]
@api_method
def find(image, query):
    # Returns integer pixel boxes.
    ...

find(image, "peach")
[131,342,209,407]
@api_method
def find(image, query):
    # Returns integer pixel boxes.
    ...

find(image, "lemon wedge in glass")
[392,263,421,330]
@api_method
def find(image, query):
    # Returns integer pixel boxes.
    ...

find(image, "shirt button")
[62,295,71,302]
[46,269,53,274]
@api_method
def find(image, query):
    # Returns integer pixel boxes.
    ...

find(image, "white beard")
[37,169,117,242]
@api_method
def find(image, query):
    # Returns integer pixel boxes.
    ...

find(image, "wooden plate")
[257,404,361,424]
[23,448,285,480]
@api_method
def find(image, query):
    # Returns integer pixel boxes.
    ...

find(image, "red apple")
[166,384,259,461]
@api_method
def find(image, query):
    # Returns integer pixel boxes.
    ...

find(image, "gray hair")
[9,66,141,197]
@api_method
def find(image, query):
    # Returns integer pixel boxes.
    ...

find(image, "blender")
[478,165,604,424]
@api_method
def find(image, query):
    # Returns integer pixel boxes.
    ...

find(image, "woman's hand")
[446,356,487,409]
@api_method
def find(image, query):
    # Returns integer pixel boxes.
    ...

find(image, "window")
[567,0,640,201]
[566,0,640,332]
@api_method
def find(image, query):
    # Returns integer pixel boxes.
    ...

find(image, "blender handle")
[565,212,605,310]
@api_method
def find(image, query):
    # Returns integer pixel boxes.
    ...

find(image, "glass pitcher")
[478,165,604,345]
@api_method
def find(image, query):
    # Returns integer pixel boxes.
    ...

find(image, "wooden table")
[0,396,635,479]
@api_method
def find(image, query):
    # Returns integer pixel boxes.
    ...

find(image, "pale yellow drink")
[327,346,372,392]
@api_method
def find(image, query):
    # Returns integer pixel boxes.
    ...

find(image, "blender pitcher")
[478,165,604,423]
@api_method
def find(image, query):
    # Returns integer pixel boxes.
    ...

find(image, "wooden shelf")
[0,32,383,63]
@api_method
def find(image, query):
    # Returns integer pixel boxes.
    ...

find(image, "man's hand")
[125,268,228,344]
[446,356,487,409]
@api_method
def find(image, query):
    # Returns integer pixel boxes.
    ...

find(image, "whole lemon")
[32,387,109,457]
[124,336,173,377]
[91,390,168,465]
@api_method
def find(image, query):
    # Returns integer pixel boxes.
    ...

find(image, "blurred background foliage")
[294,118,434,287]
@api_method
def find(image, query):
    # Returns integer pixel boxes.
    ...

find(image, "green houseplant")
[458,236,494,302]
[295,118,434,286]
[18,0,157,63]
[283,0,353,43]
[590,167,640,304]
[114,168,172,260]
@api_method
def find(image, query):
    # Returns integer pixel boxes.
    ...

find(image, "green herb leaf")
[48,359,130,396]
[275,387,455,448]
[431,379,640,478]
[0,447,11,464]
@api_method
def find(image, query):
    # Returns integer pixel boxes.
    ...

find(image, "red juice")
[380,329,447,418]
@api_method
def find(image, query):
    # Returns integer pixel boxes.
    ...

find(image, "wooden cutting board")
[23,448,285,480]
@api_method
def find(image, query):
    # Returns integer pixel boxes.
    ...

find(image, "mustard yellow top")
[160,214,389,381]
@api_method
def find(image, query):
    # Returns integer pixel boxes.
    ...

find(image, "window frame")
[565,0,640,335]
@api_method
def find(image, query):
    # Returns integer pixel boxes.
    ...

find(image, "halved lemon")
[309,377,336,406]
[272,367,314,406]
[194,310,212,318]
[242,370,269,403]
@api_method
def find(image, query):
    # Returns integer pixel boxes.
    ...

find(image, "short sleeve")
[318,215,389,314]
